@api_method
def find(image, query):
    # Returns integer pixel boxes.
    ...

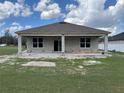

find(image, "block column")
[104,35,108,53]
[18,35,22,54]
[61,35,65,53]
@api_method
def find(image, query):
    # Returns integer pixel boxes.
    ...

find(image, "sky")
[0,0,124,36]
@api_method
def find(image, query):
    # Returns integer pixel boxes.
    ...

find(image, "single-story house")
[99,32,124,52]
[16,22,110,55]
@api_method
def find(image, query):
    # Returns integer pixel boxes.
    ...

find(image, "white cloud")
[0,0,32,21]
[35,0,61,19]
[0,22,5,27]
[21,6,33,17]
[65,0,124,35]
[15,0,33,17]
[98,26,118,36]
[66,4,77,11]
[41,3,61,19]
[35,0,50,11]
[0,1,15,20]
[4,22,32,35]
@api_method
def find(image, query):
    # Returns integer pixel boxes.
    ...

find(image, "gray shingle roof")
[16,22,110,35]
[109,32,124,41]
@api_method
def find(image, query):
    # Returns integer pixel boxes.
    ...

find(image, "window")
[33,37,43,48]
[80,37,91,48]
[80,38,85,47]
[38,38,43,47]
[86,38,90,48]
[33,38,37,48]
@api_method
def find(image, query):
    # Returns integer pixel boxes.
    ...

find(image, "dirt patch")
[0,56,10,63]
[78,65,84,69]
[61,68,85,75]
[0,55,17,63]
[83,60,102,66]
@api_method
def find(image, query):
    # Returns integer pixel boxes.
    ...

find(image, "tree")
[0,29,26,46]
[0,29,18,45]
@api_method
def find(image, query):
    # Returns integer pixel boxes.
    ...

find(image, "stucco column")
[26,37,30,52]
[61,35,65,53]
[104,35,108,53]
[18,35,22,54]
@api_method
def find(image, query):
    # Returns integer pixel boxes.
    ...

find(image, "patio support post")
[61,34,65,53]
[104,35,108,53]
[18,35,22,54]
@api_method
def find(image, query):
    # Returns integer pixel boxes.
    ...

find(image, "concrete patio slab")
[21,61,56,67]
[19,51,108,59]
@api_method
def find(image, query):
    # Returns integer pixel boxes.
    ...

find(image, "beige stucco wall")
[26,36,60,53]
[65,36,99,53]
[26,36,100,53]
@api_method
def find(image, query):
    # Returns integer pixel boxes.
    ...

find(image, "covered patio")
[17,35,108,57]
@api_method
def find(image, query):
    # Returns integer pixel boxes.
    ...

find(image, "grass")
[0,47,124,93]
[0,46,25,55]
[0,46,17,55]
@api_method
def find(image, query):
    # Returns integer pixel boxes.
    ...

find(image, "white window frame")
[80,37,91,48]
[32,37,43,48]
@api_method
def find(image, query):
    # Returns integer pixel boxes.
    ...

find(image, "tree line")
[0,30,26,46]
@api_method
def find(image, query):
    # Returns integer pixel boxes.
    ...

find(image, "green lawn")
[0,47,124,93]
[0,46,17,55]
